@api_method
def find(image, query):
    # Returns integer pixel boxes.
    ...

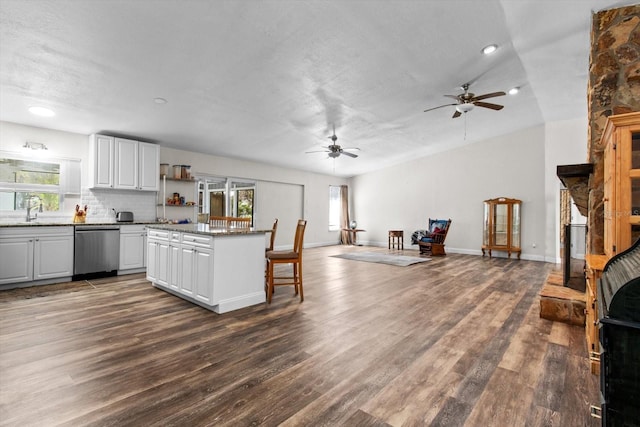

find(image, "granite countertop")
[0,220,162,228]
[147,223,270,236]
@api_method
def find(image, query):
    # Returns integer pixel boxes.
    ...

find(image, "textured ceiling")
[0,0,635,177]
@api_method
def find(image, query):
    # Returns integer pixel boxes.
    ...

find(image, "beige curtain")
[340,185,352,244]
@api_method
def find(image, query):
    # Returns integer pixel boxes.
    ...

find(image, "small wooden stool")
[388,230,403,250]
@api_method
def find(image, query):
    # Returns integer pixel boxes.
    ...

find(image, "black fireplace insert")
[596,237,640,426]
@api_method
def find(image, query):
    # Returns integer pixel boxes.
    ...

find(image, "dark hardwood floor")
[0,246,600,426]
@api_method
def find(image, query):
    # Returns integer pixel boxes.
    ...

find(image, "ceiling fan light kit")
[455,103,475,113]
[306,125,360,159]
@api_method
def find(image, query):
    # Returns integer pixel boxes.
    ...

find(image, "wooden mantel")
[557,163,594,217]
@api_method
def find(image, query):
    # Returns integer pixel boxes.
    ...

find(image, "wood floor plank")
[0,247,600,426]
[463,367,535,427]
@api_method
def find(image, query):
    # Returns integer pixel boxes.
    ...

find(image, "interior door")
[210,192,225,216]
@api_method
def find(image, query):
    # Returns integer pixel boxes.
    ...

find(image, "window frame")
[0,152,81,216]
[329,185,341,231]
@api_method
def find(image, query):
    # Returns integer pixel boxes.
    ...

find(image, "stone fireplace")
[587,5,640,255]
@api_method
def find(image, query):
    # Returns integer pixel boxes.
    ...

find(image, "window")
[329,185,341,231]
[198,176,256,226]
[0,155,81,217]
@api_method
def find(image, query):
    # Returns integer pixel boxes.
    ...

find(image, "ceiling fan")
[306,126,360,159]
[423,83,506,118]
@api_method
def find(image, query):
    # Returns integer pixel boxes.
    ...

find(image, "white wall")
[351,125,548,261]
[0,121,88,160]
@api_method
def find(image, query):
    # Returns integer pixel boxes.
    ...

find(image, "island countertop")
[145,223,270,236]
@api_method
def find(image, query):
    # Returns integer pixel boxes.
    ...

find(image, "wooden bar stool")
[388,230,403,250]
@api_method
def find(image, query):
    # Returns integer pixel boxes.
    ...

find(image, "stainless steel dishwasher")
[74,225,120,277]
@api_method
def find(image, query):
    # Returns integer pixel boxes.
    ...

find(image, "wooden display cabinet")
[584,254,608,375]
[482,197,522,259]
[602,112,640,258]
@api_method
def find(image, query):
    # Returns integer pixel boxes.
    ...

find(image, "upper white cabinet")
[91,134,114,188]
[138,142,160,191]
[89,134,159,191]
[114,137,138,190]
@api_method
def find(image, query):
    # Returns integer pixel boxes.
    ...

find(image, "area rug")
[331,252,431,267]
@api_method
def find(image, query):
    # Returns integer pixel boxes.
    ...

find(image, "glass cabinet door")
[483,202,490,246]
[512,202,521,249]
[494,203,508,246]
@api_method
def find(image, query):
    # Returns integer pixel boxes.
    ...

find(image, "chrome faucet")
[25,195,42,222]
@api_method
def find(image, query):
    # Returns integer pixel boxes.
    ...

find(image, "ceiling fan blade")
[342,147,360,152]
[472,91,506,101]
[305,149,329,154]
[452,110,462,119]
[341,151,358,158]
[474,101,504,111]
[424,103,457,113]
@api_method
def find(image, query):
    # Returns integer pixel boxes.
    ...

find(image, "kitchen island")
[145,223,268,314]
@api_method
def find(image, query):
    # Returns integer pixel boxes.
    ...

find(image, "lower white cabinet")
[169,243,181,291]
[119,225,146,272]
[0,227,74,286]
[181,233,214,304]
[146,226,265,314]
[146,229,170,287]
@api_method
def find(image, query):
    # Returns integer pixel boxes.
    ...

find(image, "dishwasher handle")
[75,226,121,232]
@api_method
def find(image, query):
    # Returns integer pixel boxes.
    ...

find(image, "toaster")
[116,211,134,222]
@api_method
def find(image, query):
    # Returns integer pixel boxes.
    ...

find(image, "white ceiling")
[0,0,634,177]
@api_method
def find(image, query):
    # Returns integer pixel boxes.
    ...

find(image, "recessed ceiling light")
[508,87,520,95]
[154,97,167,104]
[482,44,498,55]
[28,106,55,117]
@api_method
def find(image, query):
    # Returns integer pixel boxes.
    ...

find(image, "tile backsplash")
[0,189,157,223]
[81,188,157,221]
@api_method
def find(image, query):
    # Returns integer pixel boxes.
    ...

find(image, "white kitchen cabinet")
[179,246,196,297]
[147,229,170,287]
[90,134,115,188]
[119,225,146,272]
[114,137,139,190]
[146,226,265,313]
[180,233,214,304]
[0,237,34,284]
[193,247,213,304]
[89,134,159,191]
[156,241,170,287]
[139,142,160,191]
[169,243,181,291]
[34,233,74,280]
[0,227,74,286]
[147,239,158,282]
